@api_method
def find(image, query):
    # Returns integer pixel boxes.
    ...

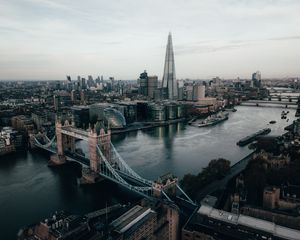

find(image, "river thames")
[0,106,296,239]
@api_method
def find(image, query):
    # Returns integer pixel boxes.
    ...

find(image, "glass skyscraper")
[162,32,178,100]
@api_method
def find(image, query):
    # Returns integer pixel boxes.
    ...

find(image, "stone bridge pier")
[87,127,111,172]
[82,128,111,184]
[49,120,69,166]
[50,118,112,184]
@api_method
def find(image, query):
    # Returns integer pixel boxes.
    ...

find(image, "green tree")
[180,158,231,199]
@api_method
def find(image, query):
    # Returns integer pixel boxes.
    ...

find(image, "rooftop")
[197,205,300,240]
[110,205,154,234]
[71,105,90,110]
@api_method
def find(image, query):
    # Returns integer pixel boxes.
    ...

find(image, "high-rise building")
[137,70,158,98]
[95,76,100,84]
[109,77,115,91]
[138,70,148,96]
[147,75,158,98]
[185,85,194,101]
[162,33,178,100]
[80,78,86,90]
[193,84,205,101]
[252,71,262,88]
[87,75,95,88]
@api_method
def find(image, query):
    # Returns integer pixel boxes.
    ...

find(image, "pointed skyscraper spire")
[162,32,178,100]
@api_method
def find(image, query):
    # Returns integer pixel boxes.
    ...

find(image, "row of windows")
[206,219,273,240]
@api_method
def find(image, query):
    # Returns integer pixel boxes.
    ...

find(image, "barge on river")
[237,128,271,146]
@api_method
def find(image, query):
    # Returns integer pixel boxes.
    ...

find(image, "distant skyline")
[1,0,300,80]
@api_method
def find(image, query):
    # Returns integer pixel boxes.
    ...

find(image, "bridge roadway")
[245,100,297,105]
[240,100,297,109]
[63,152,153,188]
[61,126,89,141]
[268,95,299,99]
[195,151,256,202]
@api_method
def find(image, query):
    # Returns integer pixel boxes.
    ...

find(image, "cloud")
[268,36,300,41]
[176,34,300,56]
[175,41,250,55]
[0,0,300,79]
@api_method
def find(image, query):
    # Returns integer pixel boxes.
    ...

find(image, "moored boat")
[197,112,229,128]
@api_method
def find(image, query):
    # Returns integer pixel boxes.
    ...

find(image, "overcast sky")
[1,0,300,80]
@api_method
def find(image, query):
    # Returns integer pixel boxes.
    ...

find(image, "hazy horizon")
[1,0,300,80]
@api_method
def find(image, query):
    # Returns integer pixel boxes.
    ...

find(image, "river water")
[0,106,296,239]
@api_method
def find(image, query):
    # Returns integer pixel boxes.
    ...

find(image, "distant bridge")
[32,120,194,205]
[240,100,297,108]
[267,88,300,94]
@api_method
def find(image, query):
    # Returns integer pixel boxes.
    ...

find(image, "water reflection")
[0,106,297,239]
[0,151,28,172]
[145,122,185,139]
[114,106,297,180]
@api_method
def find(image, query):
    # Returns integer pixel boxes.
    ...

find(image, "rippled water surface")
[0,106,295,239]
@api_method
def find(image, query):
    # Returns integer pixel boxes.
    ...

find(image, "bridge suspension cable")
[96,145,152,193]
[109,142,153,186]
[33,135,56,149]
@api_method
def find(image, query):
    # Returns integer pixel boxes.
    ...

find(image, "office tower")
[108,77,114,91]
[148,75,158,98]
[87,75,95,87]
[178,87,184,100]
[65,76,72,91]
[53,95,59,111]
[77,76,81,89]
[95,76,100,84]
[138,70,148,96]
[252,71,262,88]
[162,32,178,100]
[81,78,86,89]
[185,85,193,101]
[193,84,205,101]
[177,80,184,100]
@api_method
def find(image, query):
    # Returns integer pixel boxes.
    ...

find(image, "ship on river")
[197,112,229,128]
[237,128,271,146]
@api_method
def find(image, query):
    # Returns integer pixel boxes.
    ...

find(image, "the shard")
[162,32,178,100]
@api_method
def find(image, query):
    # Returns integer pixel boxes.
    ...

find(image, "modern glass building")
[165,103,178,120]
[162,33,178,100]
[147,103,166,122]
[116,102,137,124]
[103,108,126,129]
[89,103,126,129]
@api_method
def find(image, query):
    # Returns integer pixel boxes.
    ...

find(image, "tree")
[180,158,231,199]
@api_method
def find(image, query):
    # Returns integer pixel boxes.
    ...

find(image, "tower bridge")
[31,119,194,205]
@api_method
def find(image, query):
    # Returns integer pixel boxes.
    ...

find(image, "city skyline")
[1,0,300,80]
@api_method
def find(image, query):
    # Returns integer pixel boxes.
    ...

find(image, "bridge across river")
[240,100,297,108]
[32,119,194,205]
